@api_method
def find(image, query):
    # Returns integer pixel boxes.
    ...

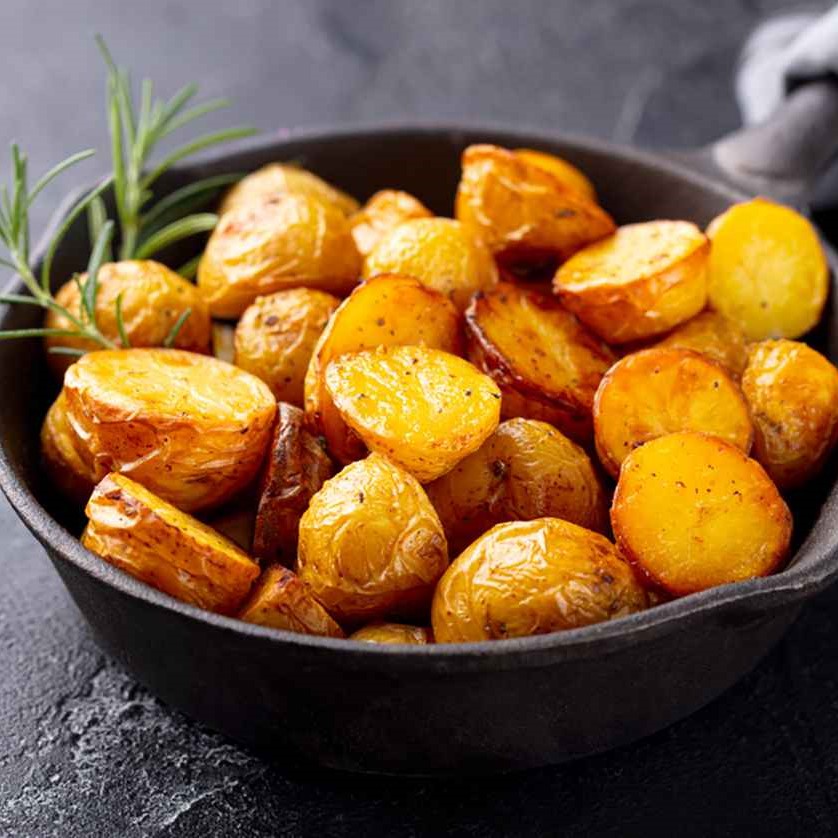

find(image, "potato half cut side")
[554,220,709,344]
[593,347,753,478]
[611,432,792,596]
[514,148,597,201]
[41,391,97,504]
[350,624,432,645]
[83,473,260,614]
[655,310,748,378]
[349,189,433,257]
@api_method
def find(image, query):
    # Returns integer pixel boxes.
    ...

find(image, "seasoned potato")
[234,288,340,405]
[742,340,838,489]
[514,148,597,201]
[220,163,359,217]
[297,453,448,623]
[211,321,236,363]
[238,565,345,637]
[252,403,333,565]
[594,347,753,478]
[83,473,260,614]
[202,500,256,553]
[465,282,614,442]
[63,349,277,512]
[325,346,501,482]
[304,275,463,464]
[349,189,433,257]
[612,432,792,596]
[44,260,211,377]
[198,194,362,318]
[350,623,431,644]
[655,310,748,378]
[707,198,828,340]
[432,518,647,643]
[426,418,607,554]
[41,391,96,503]
[362,217,497,310]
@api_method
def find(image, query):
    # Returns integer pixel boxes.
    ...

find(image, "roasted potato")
[431,518,647,643]
[349,189,433,257]
[234,288,340,405]
[362,217,498,311]
[201,500,256,553]
[252,403,333,565]
[63,349,277,512]
[707,198,828,340]
[350,623,431,644]
[325,345,501,482]
[83,473,260,614]
[297,453,448,623]
[238,564,345,637]
[593,347,753,478]
[44,260,211,377]
[198,193,362,318]
[655,310,748,378]
[611,432,792,596]
[40,391,96,503]
[465,282,614,443]
[211,321,236,363]
[742,340,838,489]
[514,148,597,201]
[305,275,463,464]
[426,418,607,554]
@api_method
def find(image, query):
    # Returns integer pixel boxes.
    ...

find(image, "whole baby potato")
[349,189,433,257]
[655,310,748,378]
[350,623,432,645]
[514,148,597,201]
[41,391,96,504]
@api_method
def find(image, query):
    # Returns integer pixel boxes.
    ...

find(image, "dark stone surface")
[1,1,836,835]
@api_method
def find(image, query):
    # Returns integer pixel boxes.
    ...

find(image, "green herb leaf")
[82,220,115,324]
[114,291,130,348]
[133,213,218,260]
[163,307,192,348]
[176,254,202,281]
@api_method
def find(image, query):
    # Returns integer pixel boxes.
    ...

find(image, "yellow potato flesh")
[655,310,748,378]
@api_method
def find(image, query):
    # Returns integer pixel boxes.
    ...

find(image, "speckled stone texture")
[2,1,837,835]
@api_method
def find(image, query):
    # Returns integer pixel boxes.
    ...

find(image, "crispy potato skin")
[707,198,828,340]
[611,432,792,596]
[465,282,614,443]
[742,340,838,489]
[234,288,339,405]
[362,217,498,311]
[63,349,277,512]
[297,453,448,624]
[238,565,345,637]
[554,221,709,344]
[44,261,211,377]
[426,418,607,554]
[655,310,748,378]
[350,623,431,644]
[41,391,96,504]
[252,403,333,565]
[325,346,501,482]
[83,473,260,614]
[432,518,647,643]
[349,189,433,257]
[593,347,754,478]
[514,149,597,201]
[304,275,463,464]
[198,194,361,318]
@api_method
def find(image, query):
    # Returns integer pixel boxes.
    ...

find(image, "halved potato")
[350,623,431,644]
[465,282,614,442]
[41,391,96,504]
[304,275,463,464]
[426,418,607,554]
[611,432,792,596]
[742,339,838,489]
[325,345,501,482]
[63,349,277,512]
[707,198,828,340]
[594,347,753,478]
[297,453,448,623]
[83,472,260,614]
[514,148,597,201]
[554,221,709,344]
[349,189,433,257]
[238,564,345,637]
[431,518,647,643]
[655,310,748,378]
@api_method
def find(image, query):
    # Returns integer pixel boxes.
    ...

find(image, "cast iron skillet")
[2,79,838,776]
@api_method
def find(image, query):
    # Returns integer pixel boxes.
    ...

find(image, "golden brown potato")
[234,288,340,405]
[297,453,448,624]
[252,403,333,565]
[83,473,260,614]
[304,275,463,464]
[198,193,362,318]
[63,349,277,512]
[325,346,501,482]
[655,310,748,378]
[514,148,597,201]
[554,221,709,344]
[350,623,431,644]
[362,217,498,310]
[611,432,792,596]
[41,391,96,503]
[238,564,345,637]
[211,321,236,363]
[44,260,211,378]
[465,282,614,443]
[593,347,753,478]
[201,500,256,553]
[426,418,607,554]
[432,518,647,643]
[742,340,838,489]
[707,198,828,340]
[349,189,433,257]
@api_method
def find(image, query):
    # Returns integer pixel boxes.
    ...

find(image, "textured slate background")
[2,1,838,835]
